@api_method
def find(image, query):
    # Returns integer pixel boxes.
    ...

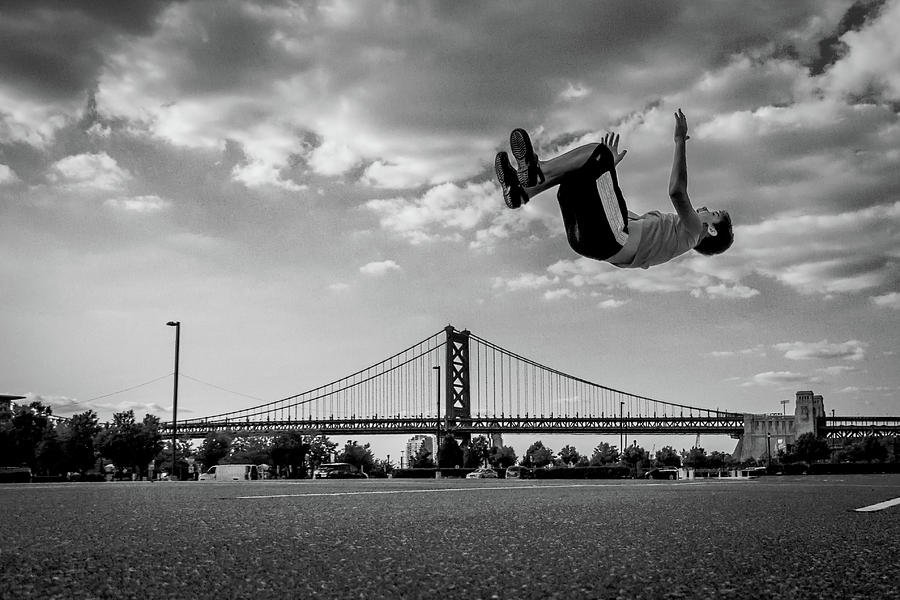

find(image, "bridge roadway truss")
[169,414,748,438]
[821,417,900,440]
[162,325,900,440]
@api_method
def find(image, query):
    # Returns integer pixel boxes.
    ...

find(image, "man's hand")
[674,109,690,142]
[602,132,628,165]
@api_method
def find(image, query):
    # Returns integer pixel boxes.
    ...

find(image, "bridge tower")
[444,326,472,445]
[794,390,825,437]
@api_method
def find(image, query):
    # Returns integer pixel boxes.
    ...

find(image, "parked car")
[743,466,768,477]
[466,467,498,479]
[504,465,531,479]
[313,463,368,479]
[644,467,679,480]
[199,464,260,481]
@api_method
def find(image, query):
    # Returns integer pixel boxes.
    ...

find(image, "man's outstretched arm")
[668,109,701,229]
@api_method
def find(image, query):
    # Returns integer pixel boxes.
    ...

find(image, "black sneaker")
[510,128,545,187]
[495,151,528,209]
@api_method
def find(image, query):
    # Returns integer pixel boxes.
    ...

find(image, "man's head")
[694,208,733,256]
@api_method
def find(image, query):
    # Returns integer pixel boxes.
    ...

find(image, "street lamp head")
[166,321,179,327]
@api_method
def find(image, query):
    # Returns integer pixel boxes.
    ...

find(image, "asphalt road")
[1,475,898,599]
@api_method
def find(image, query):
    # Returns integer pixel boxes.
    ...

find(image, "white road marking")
[235,480,725,499]
[854,497,900,512]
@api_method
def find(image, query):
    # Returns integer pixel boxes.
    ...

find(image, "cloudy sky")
[2,0,898,458]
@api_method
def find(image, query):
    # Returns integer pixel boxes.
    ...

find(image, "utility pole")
[166,321,180,480]
[433,365,441,466]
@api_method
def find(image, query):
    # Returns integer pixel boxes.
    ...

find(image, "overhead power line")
[82,372,174,403]
[179,373,269,403]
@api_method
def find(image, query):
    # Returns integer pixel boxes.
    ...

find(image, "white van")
[199,464,260,481]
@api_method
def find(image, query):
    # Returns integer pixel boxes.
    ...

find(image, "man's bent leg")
[525,143,601,198]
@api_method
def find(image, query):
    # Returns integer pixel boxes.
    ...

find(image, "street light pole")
[619,401,624,456]
[433,366,441,465]
[166,321,180,480]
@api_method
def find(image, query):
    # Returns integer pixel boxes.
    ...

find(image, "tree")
[840,435,890,463]
[681,447,708,469]
[95,411,163,478]
[306,434,337,469]
[134,414,164,473]
[410,444,435,468]
[59,410,101,474]
[371,457,395,477]
[156,438,194,478]
[793,432,832,464]
[197,432,232,468]
[35,426,65,475]
[4,401,55,469]
[464,436,492,468]
[228,436,272,465]
[271,432,311,477]
[655,446,681,467]
[590,442,619,466]
[558,445,581,467]
[523,441,555,468]
[622,445,648,474]
[488,445,517,469]
[438,434,464,468]
[707,451,729,470]
[337,440,375,473]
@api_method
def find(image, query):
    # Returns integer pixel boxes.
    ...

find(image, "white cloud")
[366,181,498,245]
[835,385,894,395]
[543,256,758,299]
[0,163,20,184]
[231,160,306,191]
[105,195,171,213]
[359,260,401,277]
[0,85,77,147]
[24,392,172,418]
[543,288,577,301]
[819,0,900,101]
[748,371,816,386]
[818,365,858,376]
[559,82,591,100]
[492,272,559,292]
[871,291,900,309]
[731,201,900,297]
[598,298,629,309]
[709,345,767,358]
[773,340,868,361]
[48,152,131,192]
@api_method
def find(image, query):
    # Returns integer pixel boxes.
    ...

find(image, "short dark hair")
[694,212,733,256]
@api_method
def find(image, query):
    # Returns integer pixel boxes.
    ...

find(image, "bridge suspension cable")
[179,329,445,427]
[467,332,740,420]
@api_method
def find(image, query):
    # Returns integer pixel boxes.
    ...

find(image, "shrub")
[533,466,628,479]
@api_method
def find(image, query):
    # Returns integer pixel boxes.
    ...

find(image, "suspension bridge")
[164,326,900,450]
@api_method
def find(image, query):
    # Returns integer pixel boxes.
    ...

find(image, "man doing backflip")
[495,110,733,269]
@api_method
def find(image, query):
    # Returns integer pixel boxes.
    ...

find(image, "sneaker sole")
[510,128,539,187]
[495,152,522,209]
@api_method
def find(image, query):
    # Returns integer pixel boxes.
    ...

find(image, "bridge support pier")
[732,391,826,462]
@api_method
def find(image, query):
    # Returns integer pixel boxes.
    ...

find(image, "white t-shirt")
[611,211,702,269]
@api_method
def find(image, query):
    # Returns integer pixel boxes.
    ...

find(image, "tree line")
[3,401,898,479]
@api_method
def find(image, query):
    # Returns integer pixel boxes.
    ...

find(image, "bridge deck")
[163,415,900,439]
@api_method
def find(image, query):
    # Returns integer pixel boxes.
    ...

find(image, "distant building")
[732,390,827,461]
[405,434,435,466]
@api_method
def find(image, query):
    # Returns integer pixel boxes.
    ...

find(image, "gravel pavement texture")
[1,475,898,599]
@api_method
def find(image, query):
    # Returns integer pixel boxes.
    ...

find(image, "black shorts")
[556,144,629,261]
